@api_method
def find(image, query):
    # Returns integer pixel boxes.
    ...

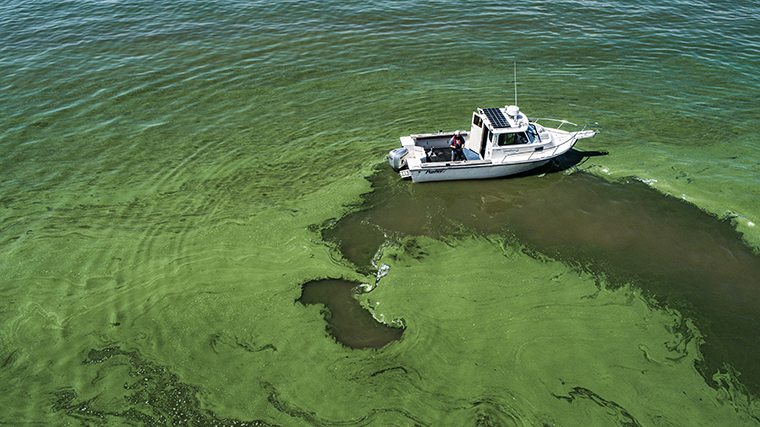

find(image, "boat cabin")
[467,106,550,162]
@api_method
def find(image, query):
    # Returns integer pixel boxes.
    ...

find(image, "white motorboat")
[388,105,600,182]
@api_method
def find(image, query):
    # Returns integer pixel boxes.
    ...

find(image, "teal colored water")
[1,0,759,425]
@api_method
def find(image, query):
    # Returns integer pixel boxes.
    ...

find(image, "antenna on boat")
[513,62,518,106]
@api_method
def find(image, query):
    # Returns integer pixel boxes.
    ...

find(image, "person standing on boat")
[449,131,466,161]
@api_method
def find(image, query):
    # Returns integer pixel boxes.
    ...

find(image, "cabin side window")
[496,133,521,146]
[472,114,482,127]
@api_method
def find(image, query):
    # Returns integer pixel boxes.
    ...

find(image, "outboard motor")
[388,147,408,171]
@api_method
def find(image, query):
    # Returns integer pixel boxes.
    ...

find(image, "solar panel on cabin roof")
[481,108,511,129]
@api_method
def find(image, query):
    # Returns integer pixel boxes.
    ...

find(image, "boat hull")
[390,104,600,183]
[408,159,550,182]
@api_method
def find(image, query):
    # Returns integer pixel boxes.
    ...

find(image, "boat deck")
[421,147,482,163]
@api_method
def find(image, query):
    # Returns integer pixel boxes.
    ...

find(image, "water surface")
[2,0,760,425]
[325,165,760,394]
[298,279,404,349]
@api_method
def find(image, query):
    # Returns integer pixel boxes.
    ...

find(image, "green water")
[2,0,760,425]
[325,166,760,398]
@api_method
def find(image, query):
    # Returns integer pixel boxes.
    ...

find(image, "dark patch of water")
[322,158,760,395]
[298,279,404,349]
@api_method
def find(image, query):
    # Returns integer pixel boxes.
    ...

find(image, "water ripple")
[2,0,760,424]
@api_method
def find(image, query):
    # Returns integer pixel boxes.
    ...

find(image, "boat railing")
[576,122,601,133]
[531,118,601,132]
[532,119,600,144]
[527,145,560,161]
[531,117,577,129]
[526,121,600,161]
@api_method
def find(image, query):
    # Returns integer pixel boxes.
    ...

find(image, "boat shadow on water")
[320,159,760,398]
[547,148,609,171]
[526,148,610,176]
